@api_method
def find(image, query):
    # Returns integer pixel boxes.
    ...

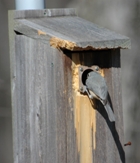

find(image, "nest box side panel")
[95,50,125,163]
[10,34,78,163]
[69,49,125,163]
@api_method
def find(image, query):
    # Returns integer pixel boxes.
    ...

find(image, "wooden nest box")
[9,8,130,163]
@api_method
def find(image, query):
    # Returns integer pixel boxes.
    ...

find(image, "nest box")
[9,8,130,163]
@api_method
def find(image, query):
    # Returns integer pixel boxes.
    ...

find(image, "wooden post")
[9,9,130,163]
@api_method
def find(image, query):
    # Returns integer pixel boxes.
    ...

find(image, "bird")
[85,70,115,122]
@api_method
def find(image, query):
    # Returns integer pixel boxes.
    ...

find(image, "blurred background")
[0,0,139,162]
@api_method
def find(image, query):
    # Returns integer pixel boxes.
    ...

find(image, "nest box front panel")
[12,34,124,163]
[68,49,124,163]
[12,35,78,163]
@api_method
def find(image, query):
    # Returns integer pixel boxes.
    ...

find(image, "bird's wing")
[85,71,108,101]
[85,71,115,122]
[104,101,115,122]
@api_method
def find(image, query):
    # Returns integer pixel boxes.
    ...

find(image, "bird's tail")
[104,101,115,122]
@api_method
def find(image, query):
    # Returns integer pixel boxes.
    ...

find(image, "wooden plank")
[60,51,79,163]
[10,34,79,163]
[106,50,125,163]
[10,36,125,163]
[8,10,18,163]
[71,51,97,163]
[9,9,130,51]
[92,49,124,163]
[70,50,125,163]
[9,9,79,163]
[96,50,124,163]
[9,8,76,19]
[14,17,130,50]
[15,36,48,162]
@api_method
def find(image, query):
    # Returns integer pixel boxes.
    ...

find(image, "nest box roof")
[11,8,130,51]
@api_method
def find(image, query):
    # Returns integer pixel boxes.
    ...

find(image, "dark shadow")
[63,49,121,68]
[90,95,125,163]
[14,30,23,35]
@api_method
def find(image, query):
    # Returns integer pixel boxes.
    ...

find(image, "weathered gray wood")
[9,9,78,163]
[9,9,130,50]
[67,50,125,163]
[10,8,76,19]
[10,40,125,163]
[94,49,124,163]
[11,35,77,163]
[9,9,127,163]
[63,52,80,163]
[8,10,18,163]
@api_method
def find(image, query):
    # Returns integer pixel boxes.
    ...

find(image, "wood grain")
[9,9,126,163]
[9,9,130,50]
[10,8,76,19]
[10,38,125,163]
[68,49,125,163]
[10,35,78,163]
